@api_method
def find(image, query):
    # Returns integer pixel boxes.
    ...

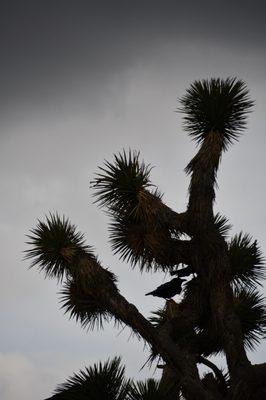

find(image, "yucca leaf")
[128,378,168,400]
[201,372,228,398]
[213,213,232,238]
[109,212,183,271]
[25,213,93,281]
[196,287,266,355]
[60,279,121,331]
[91,150,156,214]
[233,287,266,351]
[199,356,229,396]
[49,357,131,400]
[229,233,265,288]
[91,150,188,271]
[25,214,119,300]
[179,77,253,148]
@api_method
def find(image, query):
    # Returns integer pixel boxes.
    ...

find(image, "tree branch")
[184,131,252,384]
[186,131,223,232]
[65,252,214,400]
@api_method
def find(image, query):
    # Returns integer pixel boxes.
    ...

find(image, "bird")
[145,277,186,299]
[170,265,194,278]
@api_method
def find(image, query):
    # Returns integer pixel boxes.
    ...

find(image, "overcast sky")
[1,1,266,399]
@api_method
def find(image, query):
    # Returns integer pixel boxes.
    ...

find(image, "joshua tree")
[26,78,266,399]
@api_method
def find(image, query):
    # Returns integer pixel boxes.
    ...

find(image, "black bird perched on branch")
[145,277,186,299]
[170,265,194,278]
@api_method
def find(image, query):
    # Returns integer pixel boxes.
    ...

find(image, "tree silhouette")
[26,78,266,399]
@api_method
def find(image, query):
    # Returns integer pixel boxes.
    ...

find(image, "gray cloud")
[1,1,265,120]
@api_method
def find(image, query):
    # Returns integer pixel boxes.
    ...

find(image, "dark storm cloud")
[1,0,265,119]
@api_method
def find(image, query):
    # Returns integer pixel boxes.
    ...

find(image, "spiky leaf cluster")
[91,150,183,272]
[201,372,228,398]
[234,287,266,350]
[213,213,232,238]
[196,287,266,355]
[128,379,167,400]
[109,213,181,271]
[25,214,93,280]
[52,357,131,400]
[110,215,154,269]
[229,233,265,288]
[179,77,253,148]
[91,150,155,215]
[60,279,121,330]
